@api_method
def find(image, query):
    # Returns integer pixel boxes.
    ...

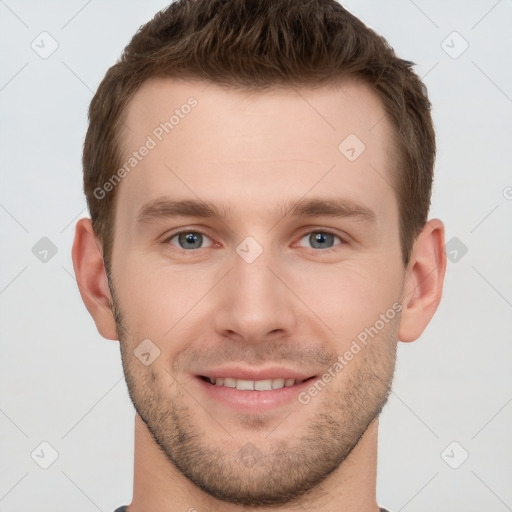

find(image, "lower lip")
[194,376,315,413]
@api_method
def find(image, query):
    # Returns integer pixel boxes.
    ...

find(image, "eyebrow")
[136,196,376,225]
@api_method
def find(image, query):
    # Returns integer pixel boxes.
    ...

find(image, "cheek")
[116,256,215,340]
[289,259,403,342]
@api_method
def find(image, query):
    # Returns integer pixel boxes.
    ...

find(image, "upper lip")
[196,366,317,382]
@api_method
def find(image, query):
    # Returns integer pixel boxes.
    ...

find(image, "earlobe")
[398,219,447,343]
[71,218,118,340]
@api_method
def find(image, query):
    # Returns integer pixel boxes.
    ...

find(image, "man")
[71,0,446,510]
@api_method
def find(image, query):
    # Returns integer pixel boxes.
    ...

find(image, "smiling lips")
[195,368,318,412]
[197,365,317,392]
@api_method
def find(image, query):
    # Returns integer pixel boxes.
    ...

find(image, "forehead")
[115,77,396,227]
[121,77,391,151]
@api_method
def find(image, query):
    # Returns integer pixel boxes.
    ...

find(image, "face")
[108,78,405,506]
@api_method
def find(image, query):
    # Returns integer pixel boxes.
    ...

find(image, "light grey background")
[1,1,511,511]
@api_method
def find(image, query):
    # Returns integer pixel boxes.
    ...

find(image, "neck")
[126,414,381,512]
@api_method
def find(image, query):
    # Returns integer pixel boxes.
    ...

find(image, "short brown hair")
[83,0,435,270]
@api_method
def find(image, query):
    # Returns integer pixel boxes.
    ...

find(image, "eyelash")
[162,228,346,253]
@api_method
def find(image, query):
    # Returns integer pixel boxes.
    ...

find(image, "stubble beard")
[109,282,398,507]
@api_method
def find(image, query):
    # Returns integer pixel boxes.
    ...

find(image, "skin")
[72,77,446,512]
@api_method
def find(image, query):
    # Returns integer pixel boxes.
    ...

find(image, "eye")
[297,230,344,251]
[163,229,345,252]
[165,230,215,250]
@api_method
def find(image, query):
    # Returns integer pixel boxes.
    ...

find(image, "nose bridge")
[234,245,278,301]
[214,238,297,340]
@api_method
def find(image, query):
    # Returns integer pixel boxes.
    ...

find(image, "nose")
[213,243,298,344]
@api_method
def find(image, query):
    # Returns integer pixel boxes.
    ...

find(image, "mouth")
[198,375,316,390]
[193,365,320,413]
[194,373,318,413]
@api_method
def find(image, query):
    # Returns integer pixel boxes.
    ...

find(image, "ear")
[398,219,447,343]
[71,218,118,340]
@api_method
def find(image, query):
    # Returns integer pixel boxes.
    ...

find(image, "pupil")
[180,232,201,249]
[311,232,332,249]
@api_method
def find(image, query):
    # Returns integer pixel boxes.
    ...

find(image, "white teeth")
[254,379,273,391]
[207,377,300,390]
[223,377,236,388]
[235,379,254,390]
[271,378,285,389]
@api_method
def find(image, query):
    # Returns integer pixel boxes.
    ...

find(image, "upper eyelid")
[297,230,344,242]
